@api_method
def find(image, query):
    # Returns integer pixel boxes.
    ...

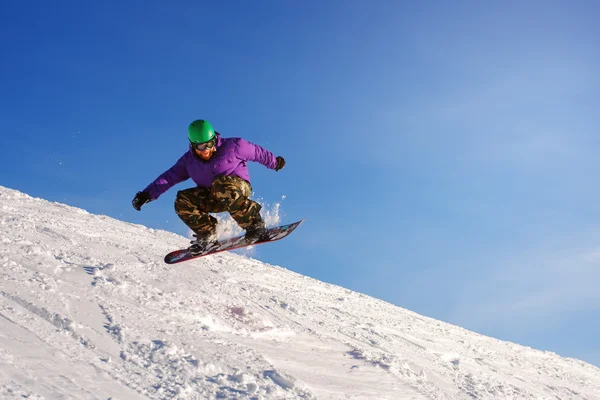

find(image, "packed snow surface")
[1,185,599,399]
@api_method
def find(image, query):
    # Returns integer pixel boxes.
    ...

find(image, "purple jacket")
[144,133,278,200]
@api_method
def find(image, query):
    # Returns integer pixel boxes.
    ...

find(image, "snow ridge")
[1,185,599,400]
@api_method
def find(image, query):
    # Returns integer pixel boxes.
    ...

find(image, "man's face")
[192,139,216,161]
[195,146,215,161]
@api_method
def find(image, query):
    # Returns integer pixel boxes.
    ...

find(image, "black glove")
[275,156,286,171]
[132,191,150,211]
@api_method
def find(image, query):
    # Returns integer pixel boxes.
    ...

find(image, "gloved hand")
[132,191,150,211]
[275,156,286,171]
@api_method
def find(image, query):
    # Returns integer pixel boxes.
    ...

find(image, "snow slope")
[1,185,599,400]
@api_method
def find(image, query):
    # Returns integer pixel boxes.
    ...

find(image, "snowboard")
[164,219,305,264]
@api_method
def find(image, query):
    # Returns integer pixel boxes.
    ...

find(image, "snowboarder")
[132,119,286,255]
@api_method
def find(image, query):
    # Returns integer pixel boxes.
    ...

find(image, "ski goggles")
[191,139,215,151]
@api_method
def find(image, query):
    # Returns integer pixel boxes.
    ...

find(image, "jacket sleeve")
[143,154,190,200]
[236,138,278,170]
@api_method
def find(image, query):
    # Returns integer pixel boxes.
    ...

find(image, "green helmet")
[188,119,215,143]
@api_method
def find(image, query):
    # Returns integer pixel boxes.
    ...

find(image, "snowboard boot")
[189,231,218,255]
[244,219,269,243]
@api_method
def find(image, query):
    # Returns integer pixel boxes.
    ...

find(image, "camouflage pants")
[174,175,263,235]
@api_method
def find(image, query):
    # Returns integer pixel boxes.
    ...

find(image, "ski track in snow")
[0,185,599,400]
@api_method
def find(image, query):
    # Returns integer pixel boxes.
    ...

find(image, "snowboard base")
[164,219,304,264]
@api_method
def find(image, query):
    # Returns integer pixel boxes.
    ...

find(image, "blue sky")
[1,1,599,366]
